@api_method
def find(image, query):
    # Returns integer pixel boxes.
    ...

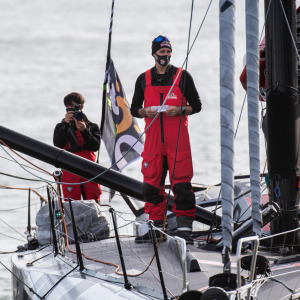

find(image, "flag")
[100,58,144,171]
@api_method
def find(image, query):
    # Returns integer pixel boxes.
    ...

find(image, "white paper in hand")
[151,105,169,112]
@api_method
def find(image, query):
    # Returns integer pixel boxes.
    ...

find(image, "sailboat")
[1,0,300,299]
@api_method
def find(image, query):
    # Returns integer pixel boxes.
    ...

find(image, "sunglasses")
[153,36,170,43]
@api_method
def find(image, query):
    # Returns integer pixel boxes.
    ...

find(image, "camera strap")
[66,125,83,152]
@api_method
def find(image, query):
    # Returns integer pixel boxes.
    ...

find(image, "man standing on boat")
[53,92,102,203]
[131,35,201,244]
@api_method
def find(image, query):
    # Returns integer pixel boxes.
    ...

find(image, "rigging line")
[234,186,267,224]
[234,4,268,140]
[208,3,271,242]
[184,0,213,62]
[214,184,267,213]
[0,141,93,187]
[279,0,300,62]
[0,154,50,176]
[0,184,48,203]
[156,0,212,109]
[256,0,269,161]
[0,232,26,242]
[0,171,45,182]
[0,217,27,239]
[164,0,195,227]
[0,73,173,188]
[0,138,58,181]
[234,93,247,138]
[55,185,142,217]
[0,260,43,299]
[234,0,271,139]
[128,0,212,146]
[0,2,213,189]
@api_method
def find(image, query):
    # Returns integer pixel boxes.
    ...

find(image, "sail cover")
[100,59,144,171]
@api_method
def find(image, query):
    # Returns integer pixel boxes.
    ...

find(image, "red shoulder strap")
[145,69,152,86]
[173,67,183,85]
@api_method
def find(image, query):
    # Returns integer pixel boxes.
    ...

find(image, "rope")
[0,154,50,176]
[0,184,47,203]
[0,171,45,182]
[0,139,60,186]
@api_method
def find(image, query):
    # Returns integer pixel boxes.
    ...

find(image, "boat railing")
[236,235,259,300]
[46,200,189,299]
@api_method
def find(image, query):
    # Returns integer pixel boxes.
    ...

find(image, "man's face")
[65,101,82,111]
[154,48,172,67]
[155,48,172,57]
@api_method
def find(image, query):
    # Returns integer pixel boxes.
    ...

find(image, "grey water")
[0,0,270,298]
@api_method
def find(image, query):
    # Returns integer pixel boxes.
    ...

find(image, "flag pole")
[100,0,115,135]
[98,0,115,162]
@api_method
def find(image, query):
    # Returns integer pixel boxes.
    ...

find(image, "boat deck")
[64,235,300,299]
[65,236,225,297]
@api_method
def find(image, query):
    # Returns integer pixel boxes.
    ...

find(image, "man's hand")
[165,106,181,117]
[64,111,75,124]
[139,107,158,118]
[75,119,87,132]
[145,107,158,118]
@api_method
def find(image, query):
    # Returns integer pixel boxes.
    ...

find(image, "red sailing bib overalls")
[62,128,102,201]
[141,67,196,221]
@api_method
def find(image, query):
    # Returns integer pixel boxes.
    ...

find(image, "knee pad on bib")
[173,182,195,210]
[142,182,165,205]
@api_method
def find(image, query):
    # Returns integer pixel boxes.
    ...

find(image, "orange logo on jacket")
[168,92,177,99]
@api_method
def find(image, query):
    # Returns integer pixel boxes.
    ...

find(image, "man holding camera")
[53,92,102,202]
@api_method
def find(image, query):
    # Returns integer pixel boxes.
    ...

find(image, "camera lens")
[74,111,84,121]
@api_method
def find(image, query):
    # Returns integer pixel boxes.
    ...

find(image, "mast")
[265,0,300,245]
[219,0,235,271]
[245,0,262,236]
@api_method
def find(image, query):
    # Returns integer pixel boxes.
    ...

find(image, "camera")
[74,104,84,121]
